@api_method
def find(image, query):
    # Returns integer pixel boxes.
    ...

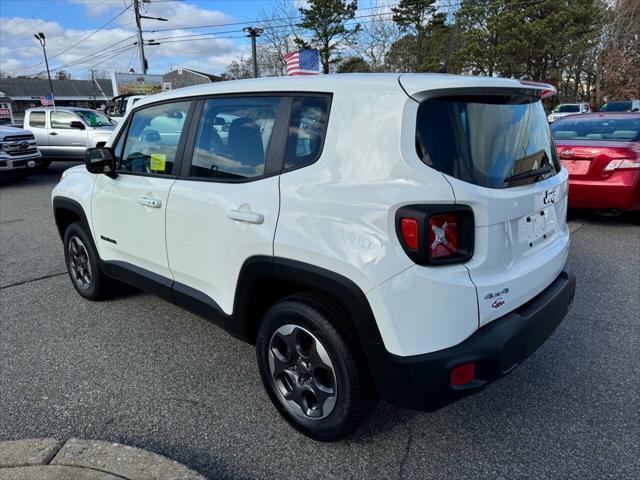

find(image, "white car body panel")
[166,177,280,315]
[91,174,176,279]
[51,165,96,231]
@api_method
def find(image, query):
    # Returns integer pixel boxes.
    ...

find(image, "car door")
[26,110,49,153]
[48,110,88,158]
[91,99,193,280]
[165,95,288,315]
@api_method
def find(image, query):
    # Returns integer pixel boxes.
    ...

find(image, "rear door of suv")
[165,94,289,316]
[401,76,570,326]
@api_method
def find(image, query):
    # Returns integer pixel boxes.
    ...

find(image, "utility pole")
[243,27,263,78]
[133,0,147,74]
[132,0,168,74]
[33,32,54,100]
[91,69,97,109]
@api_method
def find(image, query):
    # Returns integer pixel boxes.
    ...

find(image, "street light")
[33,32,54,102]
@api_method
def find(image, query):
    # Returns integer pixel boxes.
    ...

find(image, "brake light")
[450,362,475,386]
[518,79,557,99]
[396,205,474,265]
[428,213,459,259]
[399,218,419,250]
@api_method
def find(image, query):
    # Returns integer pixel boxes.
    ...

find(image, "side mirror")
[70,120,86,130]
[632,107,639,112]
[85,147,117,178]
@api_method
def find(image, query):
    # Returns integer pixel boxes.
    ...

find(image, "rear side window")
[416,94,559,189]
[189,96,281,179]
[50,111,78,129]
[551,116,640,142]
[285,96,330,170]
[29,111,45,128]
[601,102,632,112]
[119,101,191,175]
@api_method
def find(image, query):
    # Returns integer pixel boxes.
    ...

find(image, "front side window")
[119,101,191,175]
[285,96,330,170]
[416,94,560,189]
[189,96,281,179]
[50,111,79,129]
[75,110,114,127]
[29,111,45,128]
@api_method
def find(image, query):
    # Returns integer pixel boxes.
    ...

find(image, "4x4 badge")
[543,190,557,204]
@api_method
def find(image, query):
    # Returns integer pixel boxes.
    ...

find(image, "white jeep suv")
[52,74,576,441]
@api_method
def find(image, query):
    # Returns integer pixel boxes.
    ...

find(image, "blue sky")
[0,0,385,79]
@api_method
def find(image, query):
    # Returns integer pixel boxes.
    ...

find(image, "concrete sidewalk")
[0,438,206,479]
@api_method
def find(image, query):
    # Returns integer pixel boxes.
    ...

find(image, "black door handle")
[49,132,58,136]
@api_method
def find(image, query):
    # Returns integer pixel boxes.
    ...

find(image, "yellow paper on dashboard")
[150,153,166,172]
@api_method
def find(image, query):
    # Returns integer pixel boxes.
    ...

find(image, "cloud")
[70,0,119,18]
[0,3,243,78]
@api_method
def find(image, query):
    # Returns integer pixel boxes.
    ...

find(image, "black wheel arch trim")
[52,197,98,257]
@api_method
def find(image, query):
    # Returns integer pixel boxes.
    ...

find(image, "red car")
[551,113,640,212]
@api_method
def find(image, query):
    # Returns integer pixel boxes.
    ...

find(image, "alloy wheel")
[268,324,337,420]
[68,235,92,290]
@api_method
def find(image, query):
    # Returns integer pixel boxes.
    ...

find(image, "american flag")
[284,50,320,76]
[40,93,55,106]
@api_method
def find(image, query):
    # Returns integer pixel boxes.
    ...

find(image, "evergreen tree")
[296,0,360,74]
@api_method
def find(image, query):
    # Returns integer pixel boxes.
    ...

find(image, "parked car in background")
[24,107,116,167]
[105,94,146,123]
[552,112,640,213]
[599,99,640,112]
[52,74,575,440]
[547,102,590,123]
[0,125,43,177]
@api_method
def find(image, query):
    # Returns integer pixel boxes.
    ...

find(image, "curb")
[0,438,206,480]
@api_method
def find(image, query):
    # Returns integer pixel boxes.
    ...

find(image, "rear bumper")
[367,269,576,411]
[568,173,640,211]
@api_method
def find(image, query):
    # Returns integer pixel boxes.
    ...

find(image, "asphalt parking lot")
[1,162,639,480]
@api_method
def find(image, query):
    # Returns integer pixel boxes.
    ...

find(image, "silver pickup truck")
[23,107,116,167]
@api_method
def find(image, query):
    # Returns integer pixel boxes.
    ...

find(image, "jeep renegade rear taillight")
[396,205,474,265]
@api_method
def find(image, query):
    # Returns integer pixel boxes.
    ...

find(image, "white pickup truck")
[105,94,145,123]
[23,107,116,167]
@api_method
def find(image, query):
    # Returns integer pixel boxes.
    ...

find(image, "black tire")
[39,160,51,170]
[63,221,114,300]
[256,295,378,441]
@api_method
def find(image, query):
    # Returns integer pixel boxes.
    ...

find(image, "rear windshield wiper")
[504,164,553,185]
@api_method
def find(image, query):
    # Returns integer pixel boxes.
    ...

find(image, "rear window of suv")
[600,102,632,112]
[416,94,560,189]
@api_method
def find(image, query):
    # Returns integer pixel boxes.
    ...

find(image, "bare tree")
[600,0,640,100]
[257,0,304,76]
[353,3,401,71]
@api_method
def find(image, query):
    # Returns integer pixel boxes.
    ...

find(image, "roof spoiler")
[518,80,556,99]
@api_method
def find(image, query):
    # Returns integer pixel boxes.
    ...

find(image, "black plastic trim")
[52,197,91,240]
[101,260,174,304]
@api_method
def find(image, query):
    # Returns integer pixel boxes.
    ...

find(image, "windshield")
[416,94,560,189]
[601,102,632,112]
[551,116,640,142]
[75,110,115,127]
[554,104,580,113]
